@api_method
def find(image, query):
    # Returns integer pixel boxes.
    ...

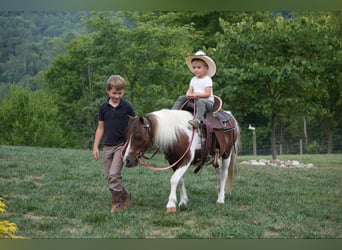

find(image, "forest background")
[0,11,341,158]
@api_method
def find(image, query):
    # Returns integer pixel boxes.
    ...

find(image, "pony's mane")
[148,109,193,150]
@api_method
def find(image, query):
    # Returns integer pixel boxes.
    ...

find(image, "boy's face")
[107,87,124,105]
[191,60,208,78]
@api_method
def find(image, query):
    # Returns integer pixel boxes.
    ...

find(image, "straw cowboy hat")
[185,50,217,77]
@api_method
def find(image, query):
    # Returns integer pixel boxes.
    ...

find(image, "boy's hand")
[186,93,197,99]
[93,148,100,160]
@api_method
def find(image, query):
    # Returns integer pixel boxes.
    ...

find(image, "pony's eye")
[134,135,142,141]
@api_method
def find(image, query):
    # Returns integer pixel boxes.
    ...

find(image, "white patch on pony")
[151,109,193,151]
[216,155,231,204]
[167,164,190,209]
[122,134,132,161]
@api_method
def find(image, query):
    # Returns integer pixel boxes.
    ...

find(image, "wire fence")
[239,139,342,155]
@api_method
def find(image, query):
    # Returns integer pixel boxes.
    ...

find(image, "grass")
[0,145,341,238]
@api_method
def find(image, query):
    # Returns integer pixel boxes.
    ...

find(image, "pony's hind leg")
[166,166,189,213]
[215,156,231,204]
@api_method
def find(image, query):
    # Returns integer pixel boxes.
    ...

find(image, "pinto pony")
[123,109,239,213]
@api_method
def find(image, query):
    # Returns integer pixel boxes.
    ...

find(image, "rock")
[240,159,315,169]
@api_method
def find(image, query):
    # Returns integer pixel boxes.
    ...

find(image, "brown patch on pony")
[163,130,192,171]
[124,115,154,165]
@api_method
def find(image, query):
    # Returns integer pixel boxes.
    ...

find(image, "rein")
[138,127,195,171]
[138,102,197,171]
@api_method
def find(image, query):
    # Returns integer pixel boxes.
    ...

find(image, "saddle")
[180,96,237,172]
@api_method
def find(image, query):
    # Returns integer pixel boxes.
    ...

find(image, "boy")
[172,50,216,128]
[93,75,136,212]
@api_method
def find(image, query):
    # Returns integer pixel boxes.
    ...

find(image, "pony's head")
[123,116,154,167]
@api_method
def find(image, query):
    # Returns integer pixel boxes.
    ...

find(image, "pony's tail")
[226,123,240,191]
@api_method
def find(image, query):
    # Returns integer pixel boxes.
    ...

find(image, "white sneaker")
[188,119,200,128]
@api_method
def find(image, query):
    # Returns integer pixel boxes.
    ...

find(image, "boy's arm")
[93,121,104,160]
[195,86,212,98]
[185,86,194,98]
[187,86,212,99]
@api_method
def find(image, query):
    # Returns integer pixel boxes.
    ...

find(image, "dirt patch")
[239,204,251,211]
[262,230,279,238]
[24,212,57,221]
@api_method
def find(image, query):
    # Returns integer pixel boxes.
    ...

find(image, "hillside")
[0,11,89,96]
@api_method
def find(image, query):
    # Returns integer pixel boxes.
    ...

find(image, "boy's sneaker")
[188,119,200,128]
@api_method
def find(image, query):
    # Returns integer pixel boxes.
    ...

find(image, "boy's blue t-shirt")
[98,98,136,146]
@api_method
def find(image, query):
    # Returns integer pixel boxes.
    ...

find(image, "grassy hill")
[0,145,341,238]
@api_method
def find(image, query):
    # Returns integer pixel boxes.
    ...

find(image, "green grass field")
[0,145,341,238]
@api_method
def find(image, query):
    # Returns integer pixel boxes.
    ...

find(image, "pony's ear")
[139,116,145,124]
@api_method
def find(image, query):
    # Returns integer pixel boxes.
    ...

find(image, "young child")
[172,50,216,128]
[93,75,136,212]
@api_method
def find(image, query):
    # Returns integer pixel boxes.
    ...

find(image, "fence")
[239,139,342,155]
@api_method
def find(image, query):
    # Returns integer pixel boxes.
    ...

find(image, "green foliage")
[0,197,18,238]
[44,11,194,147]
[0,85,66,147]
[216,12,342,156]
[0,11,341,152]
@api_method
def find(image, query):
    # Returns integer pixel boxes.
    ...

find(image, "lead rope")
[138,127,195,171]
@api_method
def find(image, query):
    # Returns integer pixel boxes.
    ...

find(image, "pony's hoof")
[166,207,176,213]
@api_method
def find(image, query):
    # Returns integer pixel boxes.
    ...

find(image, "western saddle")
[179,96,237,172]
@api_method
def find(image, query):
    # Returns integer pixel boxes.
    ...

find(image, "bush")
[0,197,18,238]
[0,85,66,147]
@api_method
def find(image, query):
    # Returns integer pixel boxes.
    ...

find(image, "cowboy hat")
[185,50,216,77]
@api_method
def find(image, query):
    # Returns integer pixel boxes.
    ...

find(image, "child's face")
[107,87,124,105]
[191,61,208,78]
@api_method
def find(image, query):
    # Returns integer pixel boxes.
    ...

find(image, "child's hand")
[186,93,196,99]
[93,148,100,160]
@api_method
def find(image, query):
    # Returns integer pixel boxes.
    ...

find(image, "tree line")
[0,11,341,158]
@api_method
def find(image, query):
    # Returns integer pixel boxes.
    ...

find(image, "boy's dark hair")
[106,75,126,91]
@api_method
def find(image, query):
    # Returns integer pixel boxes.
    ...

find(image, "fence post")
[248,124,257,156]
[300,139,303,155]
[253,130,257,156]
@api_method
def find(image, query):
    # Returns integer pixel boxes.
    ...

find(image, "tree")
[216,12,339,158]
[44,11,194,147]
[308,12,342,153]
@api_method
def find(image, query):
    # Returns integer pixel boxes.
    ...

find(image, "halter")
[139,118,160,160]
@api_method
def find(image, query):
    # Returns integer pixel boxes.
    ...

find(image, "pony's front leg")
[216,156,231,204]
[178,177,188,207]
[166,166,189,213]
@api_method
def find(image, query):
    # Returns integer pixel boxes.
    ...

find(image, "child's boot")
[111,191,122,212]
[121,188,131,209]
